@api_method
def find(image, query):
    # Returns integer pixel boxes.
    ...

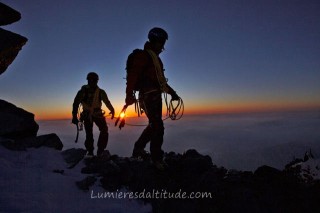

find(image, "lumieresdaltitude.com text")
[91,189,213,199]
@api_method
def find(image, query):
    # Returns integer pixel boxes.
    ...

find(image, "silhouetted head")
[148,27,168,54]
[87,72,99,88]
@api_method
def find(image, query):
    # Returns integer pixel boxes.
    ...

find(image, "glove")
[72,116,79,125]
[171,92,180,101]
[125,94,136,106]
[109,110,115,119]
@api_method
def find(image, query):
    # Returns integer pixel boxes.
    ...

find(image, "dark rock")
[284,150,319,183]
[285,157,304,169]
[224,169,254,184]
[0,133,63,150]
[53,169,64,174]
[183,149,203,158]
[0,3,27,75]
[164,149,213,193]
[76,176,97,191]
[20,133,63,150]
[254,165,282,181]
[0,136,26,151]
[0,136,25,150]
[303,149,314,161]
[39,133,63,150]
[100,175,123,192]
[77,149,320,213]
[0,99,39,139]
[0,2,21,26]
[0,28,27,75]
[98,150,112,161]
[82,157,121,176]
[62,148,87,169]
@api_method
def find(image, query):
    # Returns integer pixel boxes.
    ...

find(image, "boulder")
[254,165,282,181]
[0,28,28,75]
[0,99,39,139]
[0,2,27,75]
[21,133,63,150]
[0,2,21,26]
[62,148,87,169]
[0,133,63,151]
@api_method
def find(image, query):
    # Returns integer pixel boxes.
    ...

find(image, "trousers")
[134,91,164,162]
[83,111,109,153]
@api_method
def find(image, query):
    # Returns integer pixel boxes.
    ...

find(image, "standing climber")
[125,27,180,170]
[72,72,115,157]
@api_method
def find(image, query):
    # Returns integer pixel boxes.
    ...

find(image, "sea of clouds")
[38,110,320,171]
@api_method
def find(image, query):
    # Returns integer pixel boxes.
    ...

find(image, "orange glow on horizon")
[186,102,320,115]
[34,102,320,121]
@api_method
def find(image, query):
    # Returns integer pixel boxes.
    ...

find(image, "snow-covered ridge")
[0,145,151,212]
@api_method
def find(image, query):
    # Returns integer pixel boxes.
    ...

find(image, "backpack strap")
[81,87,102,122]
[146,49,169,93]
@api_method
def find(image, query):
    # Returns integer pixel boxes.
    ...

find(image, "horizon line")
[35,107,320,121]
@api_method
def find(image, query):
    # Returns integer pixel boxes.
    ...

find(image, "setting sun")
[120,112,126,118]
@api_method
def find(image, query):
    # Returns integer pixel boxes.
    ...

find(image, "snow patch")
[0,145,151,212]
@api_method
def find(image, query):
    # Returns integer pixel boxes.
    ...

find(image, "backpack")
[126,49,145,92]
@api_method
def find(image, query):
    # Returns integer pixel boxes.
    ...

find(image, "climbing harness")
[74,103,108,142]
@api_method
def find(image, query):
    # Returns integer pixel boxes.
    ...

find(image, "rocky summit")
[65,148,320,213]
[1,96,319,213]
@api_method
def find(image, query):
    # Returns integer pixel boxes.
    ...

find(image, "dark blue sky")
[1,0,319,119]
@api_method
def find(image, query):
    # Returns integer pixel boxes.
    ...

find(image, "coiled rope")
[115,94,184,129]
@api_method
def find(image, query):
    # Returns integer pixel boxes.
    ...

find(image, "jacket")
[126,41,175,96]
[72,85,114,117]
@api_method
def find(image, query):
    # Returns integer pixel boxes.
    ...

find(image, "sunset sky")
[1,0,319,120]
